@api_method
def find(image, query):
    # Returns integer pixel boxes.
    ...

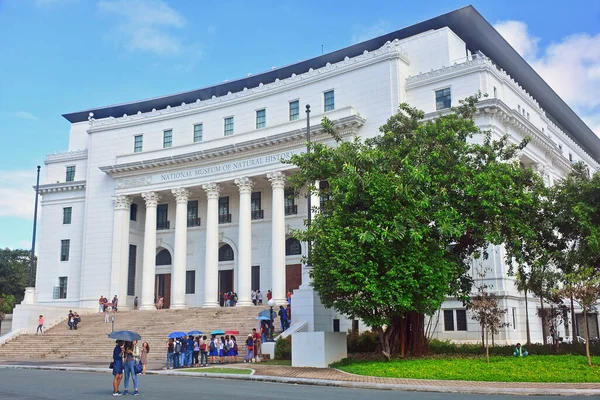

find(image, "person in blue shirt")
[112,340,124,396]
[185,336,195,367]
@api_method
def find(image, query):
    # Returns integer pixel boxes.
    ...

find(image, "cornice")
[37,180,86,195]
[87,40,407,132]
[100,114,366,176]
[45,149,88,164]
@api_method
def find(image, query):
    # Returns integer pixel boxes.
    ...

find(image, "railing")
[219,214,232,224]
[285,205,297,215]
[187,217,201,227]
[251,210,264,220]
[157,220,170,230]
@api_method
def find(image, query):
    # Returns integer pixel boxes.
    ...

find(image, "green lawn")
[333,355,600,383]
[181,367,252,375]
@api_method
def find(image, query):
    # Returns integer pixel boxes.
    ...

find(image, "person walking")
[140,342,150,374]
[122,341,139,396]
[199,335,208,367]
[278,305,288,332]
[112,340,124,396]
[36,315,44,334]
[245,334,254,363]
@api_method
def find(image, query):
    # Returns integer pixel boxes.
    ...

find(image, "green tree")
[288,94,544,358]
[529,266,560,345]
[0,293,16,333]
[0,248,35,304]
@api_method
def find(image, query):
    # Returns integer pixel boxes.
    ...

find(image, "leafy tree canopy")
[0,248,34,304]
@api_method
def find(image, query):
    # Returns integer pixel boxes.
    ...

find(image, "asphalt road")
[0,369,592,400]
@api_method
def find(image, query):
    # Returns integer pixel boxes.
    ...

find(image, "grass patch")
[333,355,600,383]
[182,367,252,375]
[259,359,292,366]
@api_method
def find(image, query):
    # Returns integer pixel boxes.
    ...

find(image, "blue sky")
[1,0,599,250]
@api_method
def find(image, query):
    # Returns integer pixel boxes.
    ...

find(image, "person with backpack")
[231,336,238,362]
[245,334,254,363]
[209,335,218,364]
[173,337,182,368]
[219,336,226,363]
[199,336,209,367]
[278,305,288,332]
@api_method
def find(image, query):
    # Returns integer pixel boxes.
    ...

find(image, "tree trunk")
[485,329,490,363]
[376,326,391,361]
[540,296,546,345]
[524,288,531,345]
[570,294,577,340]
[583,309,591,367]
[399,315,406,359]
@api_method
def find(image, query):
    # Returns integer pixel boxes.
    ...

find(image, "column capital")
[114,195,133,210]
[234,177,254,194]
[141,191,161,207]
[267,171,286,189]
[172,187,191,203]
[202,182,221,199]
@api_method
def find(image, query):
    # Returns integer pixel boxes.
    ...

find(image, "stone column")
[140,191,160,311]
[202,183,220,308]
[234,177,253,306]
[171,188,190,309]
[267,171,287,305]
[110,195,132,308]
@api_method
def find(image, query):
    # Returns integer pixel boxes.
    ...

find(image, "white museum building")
[25,6,600,343]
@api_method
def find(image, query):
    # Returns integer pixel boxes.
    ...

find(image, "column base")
[202,301,220,308]
[272,297,288,306]
[170,303,188,310]
[235,300,254,307]
[139,304,157,311]
[22,287,36,305]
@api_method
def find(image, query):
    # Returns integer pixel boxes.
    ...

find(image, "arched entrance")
[218,243,234,306]
[155,248,172,308]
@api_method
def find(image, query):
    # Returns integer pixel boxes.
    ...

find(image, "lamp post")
[305,105,312,268]
[23,166,41,305]
[268,299,275,341]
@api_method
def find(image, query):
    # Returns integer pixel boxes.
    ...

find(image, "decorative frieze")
[45,149,88,164]
[38,181,86,195]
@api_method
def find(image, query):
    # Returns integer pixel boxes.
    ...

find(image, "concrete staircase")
[0,307,267,362]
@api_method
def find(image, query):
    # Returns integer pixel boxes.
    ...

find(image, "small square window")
[324,90,335,112]
[163,130,172,148]
[134,135,143,153]
[224,117,234,136]
[193,124,203,143]
[65,166,75,182]
[63,207,72,224]
[60,239,70,262]
[435,88,451,110]
[256,109,266,129]
[289,100,299,121]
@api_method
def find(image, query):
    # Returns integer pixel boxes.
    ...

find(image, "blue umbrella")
[256,316,270,321]
[187,330,203,335]
[210,329,225,335]
[258,309,276,319]
[108,330,141,341]
[168,331,187,339]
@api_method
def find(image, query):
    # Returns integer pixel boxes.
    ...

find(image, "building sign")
[116,150,297,189]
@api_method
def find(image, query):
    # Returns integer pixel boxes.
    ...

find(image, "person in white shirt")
[251,290,257,305]
[257,290,263,305]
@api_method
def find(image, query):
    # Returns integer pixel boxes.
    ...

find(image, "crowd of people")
[111,340,150,396]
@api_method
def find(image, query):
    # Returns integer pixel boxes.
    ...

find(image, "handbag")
[109,361,114,369]
[134,362,143,374]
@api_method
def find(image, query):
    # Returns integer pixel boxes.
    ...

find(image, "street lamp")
[30,166,41,287]
[268,299,275,341]
[305,105,312,269]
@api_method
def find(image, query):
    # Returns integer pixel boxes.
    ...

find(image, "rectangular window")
[193,124,203,142]
[352,320,359,333]
[289,100,299,121]
[219,196,231,223]
[512,308,517,330]
[60,239,70,262]
[324,90,335,112]
[518,105,521,113]
[435,88,451,110]
[134,135,143,153]
[58,276,68,299]
[157,204,169,229]
[569,153,573,162]
[185,270,195,294]
[333,319,340,332]
[251,192,263,219]
[456,309,467,331]
[493,86,497,98]
[127,245,136,296]
[256,109,266,129]
[187,200,200,227]
[319,180,330,209]
[224,117,234,136]
[251,265,260,291]
[527,112,530,120]
[65,166,75,182]
[444,309,454,331]
[130,203,137,221]
[163,129,172,148]
[284,189,297,215]
[63,207,72,224]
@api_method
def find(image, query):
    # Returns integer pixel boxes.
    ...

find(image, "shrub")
[428,339,600,356]
[347,330,380,353]
[274,336,292,360]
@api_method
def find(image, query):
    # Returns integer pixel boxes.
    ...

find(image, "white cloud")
[0,170,38,219]
[7,111,38,120]
[98,0,186,55]
[494,20,600,137]
[352,20,390,44]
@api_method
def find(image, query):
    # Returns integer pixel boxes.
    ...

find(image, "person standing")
[164,338,174,370]
[252,328,261,361]
[278,305,288,332]
[113,295,119,312]
[199,336,208,367]
[287,290,292,305]
[99,296,105,313]
[140,342,150,374]
[192,337,200,367]
[251,290,257,306]
[185,335,194,367]
[112,340,124,396]
[245,334,254,362]
[209,335,218,364]
[122,341,139,396]
[36,315,44,334]
[266,290,272,301]
[173,337,182,368]
[104,304,111,323]
[257,290,263,305]
[133,297,138,310]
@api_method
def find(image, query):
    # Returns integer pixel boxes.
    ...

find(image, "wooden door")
[155,273,172,309]
[286,264,302,293]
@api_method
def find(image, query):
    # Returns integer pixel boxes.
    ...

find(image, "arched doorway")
[218,243,235,306]
[155,248,172,309]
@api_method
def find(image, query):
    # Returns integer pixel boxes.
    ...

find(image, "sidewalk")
[1,358,599,396]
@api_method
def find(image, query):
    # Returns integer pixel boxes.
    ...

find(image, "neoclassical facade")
[34,6,600,342]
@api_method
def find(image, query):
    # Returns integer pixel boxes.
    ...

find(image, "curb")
[0,365,598,396]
